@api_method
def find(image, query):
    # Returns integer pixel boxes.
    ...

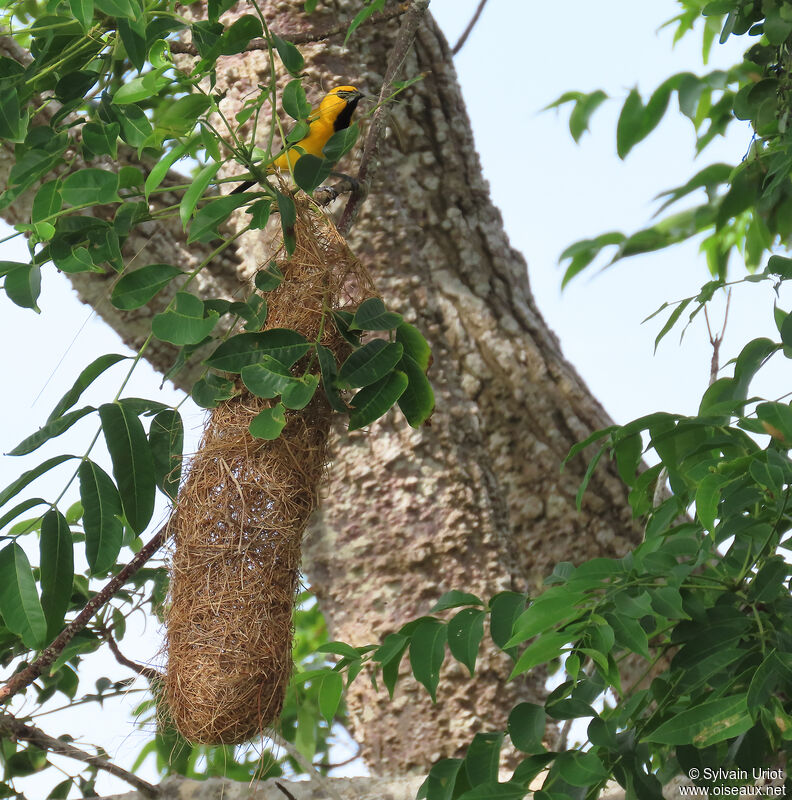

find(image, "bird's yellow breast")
[272,87,359,170]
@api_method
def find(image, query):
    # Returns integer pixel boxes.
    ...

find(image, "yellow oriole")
[233,85,363,192]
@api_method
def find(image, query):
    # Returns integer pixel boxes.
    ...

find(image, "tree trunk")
[1,1,641,778]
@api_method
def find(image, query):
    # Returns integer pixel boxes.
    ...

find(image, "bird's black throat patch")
[333,95,360,131]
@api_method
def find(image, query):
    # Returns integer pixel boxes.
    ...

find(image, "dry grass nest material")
[164,199,376,744]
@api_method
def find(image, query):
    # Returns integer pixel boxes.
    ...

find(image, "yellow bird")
[233,85,363,192]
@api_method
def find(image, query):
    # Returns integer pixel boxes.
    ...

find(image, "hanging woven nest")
[164,199,375,744]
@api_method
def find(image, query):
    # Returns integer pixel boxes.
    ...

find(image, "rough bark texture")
[2,0,641,779]
[95,775,636,800]
[216,1,641,773]
[100,775,424,800]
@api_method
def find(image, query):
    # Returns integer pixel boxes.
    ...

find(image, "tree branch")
[0,522,171,702]
[451,0,489,55]
[0,712,159,797]
[270,734,344,800]
[99,626,163,683]
[337,0,430,235]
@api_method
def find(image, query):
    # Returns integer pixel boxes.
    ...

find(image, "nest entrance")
[164,201,374,743]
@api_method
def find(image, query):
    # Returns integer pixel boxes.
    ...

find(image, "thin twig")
[0,521,171,703]
[315,746,362,770]
[451,0,489,55]
[0,712,159,797]
[170,3,409,55]
[338,0,430,235]
[271,733,345,800]
[101,626,163,683]
[703,288,732,386]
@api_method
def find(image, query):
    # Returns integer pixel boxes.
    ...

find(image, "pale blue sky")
[1,2,789,795]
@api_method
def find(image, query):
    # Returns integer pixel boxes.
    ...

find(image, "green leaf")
[187,194,251,243]
[152,292,219,345]
[507,590,585,647]
[373,632,408,697]
[418,759,463,800]
[508,702,545,753]
[646,695,752,746]
[654,297,692,352]
[249,402,287,440]
[282,79,311,120]
[616,88,644,159]
[317,641,362,659]
[553,751,607,787]
[158,94,212,136]
[179,162,220,228]
[430,590,484,612]
[241,357,297,398]
[464,732,503,786]
[32,180,62,225]
[0,455,75,510]
[322,122,359,162]
[338,340,404,389]
[61,169,120,206]
[747,651,785,712]
[220,14,262,54]
[747,556,788,603]
[69,0,94,30]
[316,343,347,413]
[4,264,42,311]
[293,154,333,193]
[0,498,48,533]
[149,410,183,501]
[0,543,47,648]
[448,608,485,676]
[348,370,408,430]
[98,403,156,534]
[409,618,447,702]
[545,697,596,720]
[318,670,343,723]
[143,136,196,199]
[254,262,284,292]
[111,263,183,310]
[509,632,568,679]
[39,509,74,639]
[192,373,237,408]
[350,297,403,331]
[396,322,432,370]
[757,402,792,442]
[649,586,689,620]
[271,34,304,75]
[206,329,311,372]
[282,374,319,410]
[8,406,95,456]
[344,0,385,44]
[94,0,139,19]
[82,121,119,158]
[229,293,268,331]
[114,71,169,105]
[696,472,726,533]
[0,86,23,141]
[767,255,792,279]
[569,90,608,142]
[607,612,649,658]
[489,591,527,652]
[47,354,127,422]
[276,191,297,255]
[78,460,124,574]
[456,782,527,800]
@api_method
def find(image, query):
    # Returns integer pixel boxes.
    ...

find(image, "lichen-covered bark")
[1,2,641,777]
